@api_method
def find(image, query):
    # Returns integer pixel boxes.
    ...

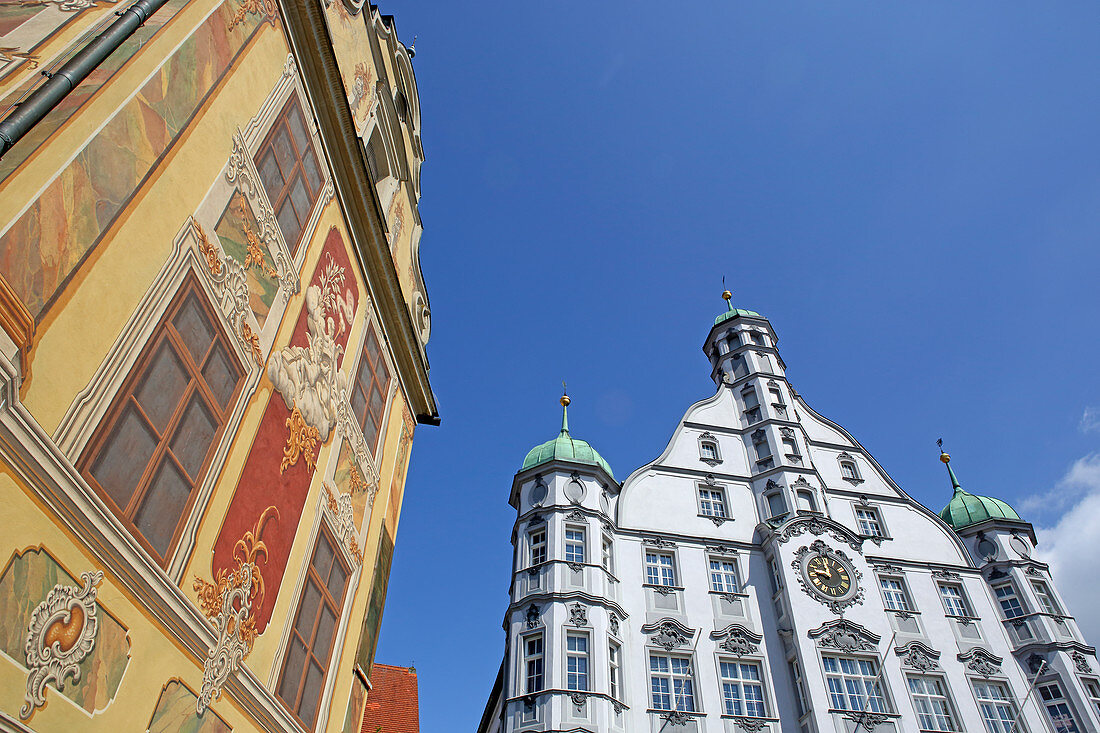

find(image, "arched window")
[838,453,862,483]
[766,492,787,519]
[796,489,817,513]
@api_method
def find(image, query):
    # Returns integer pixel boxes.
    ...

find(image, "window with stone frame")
[645,551,676,587]
[795,489,817,512]
[276,526,351,729]
[351,324,391,456]
[698,486,728,519]
[742,388,762,424]
[840,457,861,481]
[528,527,546,567]
[709,557,740,593]
[855,506,885,538]
[973,680,1023,733]
[523,633,544,693]
[938,583,973,618]
[566,632,589,691]
[879,575,915,612]
[993,582,1027,619]
[1031,579,1064,616]
[1083,678,1100,717]
[907,675,961,732]
[254,93,325,256]
[609,640,622,700]
[1038,682,1081,733]
[822,655,889,713]
[565,526,586,564]
[720,660,766,717]
[79,274,244,566]
[649,652,695,712]
[700,439,720,462]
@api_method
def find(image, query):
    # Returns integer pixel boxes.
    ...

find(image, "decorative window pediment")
[641,618,695,651]
[809,618,880,653]
[709,624,762,656]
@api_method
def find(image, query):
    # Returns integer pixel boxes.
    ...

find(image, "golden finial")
[722,276,732,304]
[560,381,570,407]
[938,438,950,463]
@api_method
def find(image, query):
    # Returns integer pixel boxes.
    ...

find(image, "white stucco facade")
[477,306,1100,733]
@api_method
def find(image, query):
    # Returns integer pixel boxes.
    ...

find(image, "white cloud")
[1034,454,1100,647]
[1081,406,1100,433]
[1019,453,1100,519]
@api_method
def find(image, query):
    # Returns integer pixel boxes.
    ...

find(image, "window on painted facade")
[879,576,914,612]
[528,528,546,567]
[255,93,324,256]
[276,526,350,729]
[1084,679,1100,716]
[1031,580,1063,615]
[937,583,972,618]
[645,551,676,587]
[782,435,801,462]
[80,276,244,566]
[609,641,622,700]
[822,656,889,713]
[1038,682,1081,733]
[720,660,766,717]
[840,459,860,481]
[649,653,695,712]
[524,634,544,693]
[994,583,1026,619]
[795,489,817,512]
[351,325,391,456]
[700,440,720,462]
[973,680,1023,733]
[855,507,884,538]
[698,487,728,518]
[743,388,762,424]
[709,558,740,593]
[601,535,614,574]
[565,527,586,564]
[765,491,787,519]
[907,675,960,732]
[566,632,589,691]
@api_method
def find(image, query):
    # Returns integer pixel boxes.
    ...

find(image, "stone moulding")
[808,618,880,653]
[957,647,1002,677]
[20,570,104,720]
[895,640,941,672]
[710,624,762,656]
[775,514,864,553]
[641,618,695,651]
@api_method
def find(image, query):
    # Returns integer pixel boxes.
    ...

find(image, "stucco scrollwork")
[20,570,104,720]
[1072,650,1093,674]
[569,691,588,707]
[871,563,904,574]
[776,514,864,552]
[1025,565,1045,577]
[663,710,691,725]
[568,603,588,627]
[895,641,941,672]
[706,544,739,555]
[957,648,1002,677]
[564,509,585,522]
[931,569,962,581]
[844,711,890,731]
[733,717,768,733]
[710,624,762,656]
[643,537,676,549]
[322,483,362,565]
[526,604,540,629]
[609,614,620,636]
[808,618,880,653]
[641,618,694,651]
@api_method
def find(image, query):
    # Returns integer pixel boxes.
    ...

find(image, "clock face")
[805,553,855,599]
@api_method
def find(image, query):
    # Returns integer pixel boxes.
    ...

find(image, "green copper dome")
[521,400,614,479]
[937,454,1021,530]
[714,307,762,326]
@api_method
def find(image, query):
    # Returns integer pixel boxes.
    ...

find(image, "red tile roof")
[361,663,419,733]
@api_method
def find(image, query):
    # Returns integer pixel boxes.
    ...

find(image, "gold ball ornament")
[560,395,571,407]
[940,451,951,464]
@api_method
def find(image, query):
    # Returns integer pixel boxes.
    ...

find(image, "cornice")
[278,0,438,424]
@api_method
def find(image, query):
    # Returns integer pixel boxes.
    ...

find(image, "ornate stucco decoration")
[931,569,962,581]
[663,710,692,725]
[193,507,278,715]
[733,717,768,733]
[569,691,588,707]
[792,541,865,615]
[641,618,694,651]
[776,514,864,553]
[564,509,585,522]
[706,544,739,555]
[957,648,1002,677]
[1025,565,1045,577]
[526,604,540,629]
[844,711,890,731]
[568,603,588,627]
[1072,650,1093,674]
[871,562,904,574]
[566,561,584,573]
[791,476,812,489]
[20,570,104,720]
[228,0,278,31]
[609,614,620,636]
[809,618,880,653]
[281,404,321,473]
[699,432,722,466]
[322,483,362,565]
[895,641,941,672]
[710,624,762,656]
[643,537,676,549]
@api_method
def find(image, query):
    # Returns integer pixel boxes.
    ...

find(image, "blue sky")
[372,3,1100,730]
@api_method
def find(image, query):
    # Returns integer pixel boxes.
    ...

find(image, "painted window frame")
[993,581,1027,619]
[349,322,393,460]
[742,388,762,425]
[838,452,863,483]
[820,654,891,714]
[855,505,887,539]
[795,488,817,513]
[1030,579,1064,616]
[522,632,545,694]
[1081,677,1100,717]
[937,582,974,618]
[528,527,547,568]
[878,574,916,613]
[709,556,740,594]
[565,525,587,565]
[1038,681,1082,733]
[609,639,622,701]
[601,534,615,575]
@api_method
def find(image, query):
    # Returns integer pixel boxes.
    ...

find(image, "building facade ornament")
[526,604,540,629]
[565,509,585,522]
[709,624,762,656]
[792,540,865,614]
[641,618,694,651]
[808,618,880,653]
[732,717,768,732]
[568,603,588,627]
[1072,650,1093,674]
[895,641,941,672]
[20,570,104,720]
[643,537,676,549]
[931,569,962,580]
[662,710,692,725]
[957,648,1002,677]
[776,514,864,552]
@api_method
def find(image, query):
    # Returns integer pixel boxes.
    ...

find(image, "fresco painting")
[214,190,278,328]
[0,547,130,715]
[146,679,231,733]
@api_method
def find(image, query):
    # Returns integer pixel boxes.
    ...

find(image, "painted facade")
[0,1,435,731]
[479,300,1099,733]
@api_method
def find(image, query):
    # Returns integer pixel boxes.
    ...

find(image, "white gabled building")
[477,295,1099,733]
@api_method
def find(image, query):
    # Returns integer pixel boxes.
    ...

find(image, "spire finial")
[937,438,962,492]
[722,276,733,311]
[560,382,570,434]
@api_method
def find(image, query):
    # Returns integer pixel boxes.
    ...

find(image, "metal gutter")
[0,0,170,159]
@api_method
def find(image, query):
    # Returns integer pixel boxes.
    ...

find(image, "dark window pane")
[133,457,191,557]
[277,198,301,250]
[169,394,217,480]
[287,106,310,154]
[289,173,311,222]
[295,581,321,640]
[351,386,367,427]
[302,149,321,194]
[91,405,157,508]
[298,661,324,725]
[258,149,283,196]
[279,636,307,705]
[327,558,347,601]
[202,342,239,409]
[365,331,380,363]
[313,605,336,660]
[369,386,385,422]
[312,532,334,581]
[134,341,188,433]
[173,294,215,366]
[272,127,296,179]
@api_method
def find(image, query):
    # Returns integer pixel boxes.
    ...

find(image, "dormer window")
[701,441,719,462]
[838,453,863,484]
[796,489,817,513]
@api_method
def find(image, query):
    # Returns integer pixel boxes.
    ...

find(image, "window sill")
[643,583,684,595]
[698,513,731,526]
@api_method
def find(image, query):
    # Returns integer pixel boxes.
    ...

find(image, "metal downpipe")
[0,0,170,159]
